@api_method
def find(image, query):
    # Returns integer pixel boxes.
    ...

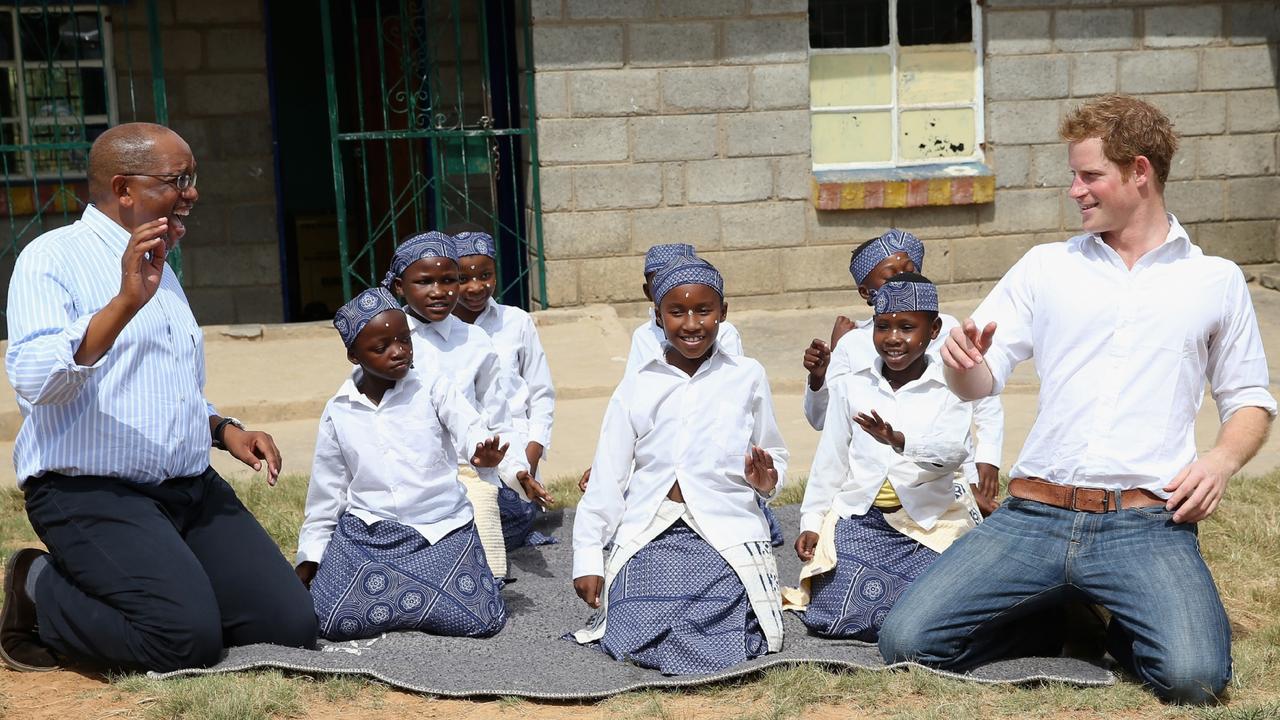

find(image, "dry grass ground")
[1,471,1278,720]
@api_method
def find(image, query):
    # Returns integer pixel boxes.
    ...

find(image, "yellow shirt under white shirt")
[801,356,974,535]
[297,368,524,565]
[974,214,1276,495]
[573,343,789,579]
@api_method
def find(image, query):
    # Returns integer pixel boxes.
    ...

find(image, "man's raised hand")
[119,218,171,311]
[941,318,997,372]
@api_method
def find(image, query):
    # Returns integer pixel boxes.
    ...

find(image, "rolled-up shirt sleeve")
[5,249,106,405]
[1207,268,1277,421]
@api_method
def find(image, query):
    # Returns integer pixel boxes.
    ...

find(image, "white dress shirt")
[973,214,1276,495]
[803,313,1004,467]
[801,357,974,534]
[297,368,518,564]
[473,298,556,450]
[6,205,217,486]
[573,346,789,579]
[624,307,745,375]
[404,312,527,485]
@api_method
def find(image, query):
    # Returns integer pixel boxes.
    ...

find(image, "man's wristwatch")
[212,417,245,450]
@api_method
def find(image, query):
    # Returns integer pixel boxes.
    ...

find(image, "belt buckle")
[1068,486,1111,513]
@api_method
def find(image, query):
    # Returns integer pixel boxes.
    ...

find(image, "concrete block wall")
[112,0,282,325]
[532,0,1280,311]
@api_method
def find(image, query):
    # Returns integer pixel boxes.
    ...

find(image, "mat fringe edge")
[148,655,1116,699]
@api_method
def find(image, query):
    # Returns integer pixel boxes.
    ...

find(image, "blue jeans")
[878,497,1231,705]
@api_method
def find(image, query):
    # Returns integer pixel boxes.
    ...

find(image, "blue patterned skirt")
[599,521,766,675]
[497,486,556,550]
[759,497,784,547]
[311,514,506,641]
[800,509,939,641]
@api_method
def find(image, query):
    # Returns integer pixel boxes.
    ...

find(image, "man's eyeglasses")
[127,172,198,192]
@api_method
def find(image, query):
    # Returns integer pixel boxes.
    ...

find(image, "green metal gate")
[319,0,546,310]
[1,0,173,314]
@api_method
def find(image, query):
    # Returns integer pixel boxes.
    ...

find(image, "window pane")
[0,68,15,118]
[898,49,974,105]
[899,108,975,161]
[810,53,891,108]
[898,0,972,46]
[809,0,889,49]
[24,67,105,120]
[0,12,14,61]
[28,121,98,175]
[812,111,892,164]
[1,122,23,177]
[19,11,104,62]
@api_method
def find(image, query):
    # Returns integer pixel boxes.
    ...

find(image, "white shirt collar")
[1078,212,1194,266]
[335,367,421,410]
[405,308,457,341]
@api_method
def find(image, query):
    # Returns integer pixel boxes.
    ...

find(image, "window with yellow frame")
[809,0,983,171]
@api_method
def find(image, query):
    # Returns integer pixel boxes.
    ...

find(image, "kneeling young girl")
[571,256,789,675]
[296,287,523,641]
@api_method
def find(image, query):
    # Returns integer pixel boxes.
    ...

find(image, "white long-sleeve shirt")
[573,346,789,579]
[801,357,974,534]
[472,298,556,450]
[624,307,745,375]
[297,368,519,564]
[803,313,1004,468]
[972,214,1275,495]
[405,312,527,485]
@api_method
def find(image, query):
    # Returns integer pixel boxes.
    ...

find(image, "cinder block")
[538,166,573,212]
[658,0,743,17]
[987,100,1064,145]
[1143,93,1226,136]
[532,24,624,70]
[1167,136,1198,181]
[1118,51,1198,94]
[747,0,806,14]
[894,204,980,241]
[193,159,273,203]
[664,163,687,206]
[176,0,260,23]
[1070,53,1118,97]
[537,118,629,164]
[186,287,241,325]
[205,28,265,70]
[661,67,750,112]
[685,157,774,203]
[541,210,631,259]
[750,64,809,110]
[1228,89,1280,133]
[697,248,784,296]
[1226,177,1280,220]
[720,201,808,248]
[184,74,269,116]
[774,155,812,200]
[577,256,649,302]
[992,144,1032,189]
[781,245,861,292]
[1054,9,1137,52]
[1194,220,1277,264]
[631,115,719,162]
[225,204,277,246]
[573,164,664,210]
[540,259,579,306]
[1203,46,1278,90]
[125,29,201,71]
[1143,5,1222,48]
[806,206,896,246]
[628,22,718,67]
[987,55,1069,101]
[186,243,279,288]
[1226,2,1280,46]
[977,188,1061,235]
[566,0,655,20]
[986,10,1052,55]
[531,0,562,21]
[535,72,569,118]
[722,17,807,65]
[1198,134,1276,178]
[632,206,721,252]
[1031,144,1070,188]
[951,234,1042,283]
[568,69,660,117]
[1164,180,1225,223]
[724,110,810,157]
[232,285,285,324]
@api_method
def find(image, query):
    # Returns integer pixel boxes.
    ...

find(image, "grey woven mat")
[154,506,1115,698]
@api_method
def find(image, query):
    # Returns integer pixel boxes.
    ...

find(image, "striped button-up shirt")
[6,205,216,486]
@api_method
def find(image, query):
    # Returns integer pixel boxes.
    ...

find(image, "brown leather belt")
[1009,477,1165,514]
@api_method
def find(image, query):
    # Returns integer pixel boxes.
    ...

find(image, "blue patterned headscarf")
[644,243,697,275]
[382,231,459,288]
[849,229,925,285]
[651,256,724,304]
[334,286,403,347]
[872,273,939,315]
[453,231,496,259]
